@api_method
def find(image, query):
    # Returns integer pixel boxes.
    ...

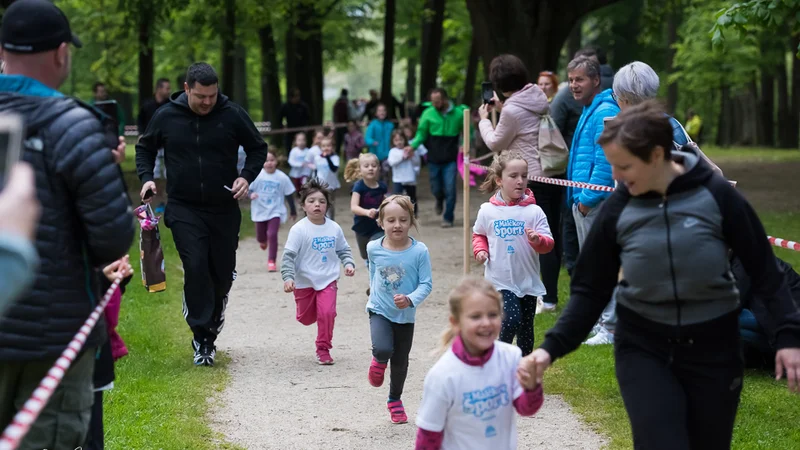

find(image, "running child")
[472,152,553,356]
[306,136,341,219]
[249,149,297,272]
[344,153,388,272]
[344,120,366,161]
[415,277,544,450]
[387,129,420,215]
[281,179,355,365]
[366,195,432,424]
[288,132,312,193]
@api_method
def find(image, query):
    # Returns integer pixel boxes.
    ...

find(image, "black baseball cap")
[1,0,83,54]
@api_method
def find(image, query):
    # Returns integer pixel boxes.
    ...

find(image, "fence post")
[463,108,471,276]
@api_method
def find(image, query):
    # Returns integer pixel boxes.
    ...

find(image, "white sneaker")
[540,301,557,312]
[584,328,615,345]
[535,297,544,314]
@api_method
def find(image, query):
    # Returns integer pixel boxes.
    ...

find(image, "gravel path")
[210,179,607,450]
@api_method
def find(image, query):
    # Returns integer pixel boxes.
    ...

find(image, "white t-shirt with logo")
[472,200,551,298]
[387,147,421,184]
[250,169,296,223]
[283,217,350,290]
[288,147,312,179]
[416,341,525,450]
[306,149,341,190]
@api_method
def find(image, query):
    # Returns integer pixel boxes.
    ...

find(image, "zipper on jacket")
[662,197,682,342]
[196,119,204,203]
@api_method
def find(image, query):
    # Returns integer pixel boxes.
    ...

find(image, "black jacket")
[0,93,135,362]
[137,97,168,134]
[136,91,268,208]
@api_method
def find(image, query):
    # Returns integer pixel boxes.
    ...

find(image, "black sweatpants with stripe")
[165,201,240,345]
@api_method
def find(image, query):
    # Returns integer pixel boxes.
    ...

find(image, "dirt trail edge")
[210,178,608,450]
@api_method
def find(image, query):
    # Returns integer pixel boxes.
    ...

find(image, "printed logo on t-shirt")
[379,265,405,292]
[507,245,515,254]
[493,219,525,239]
[256,180,281,204]
[485,425,497,438]
[462,384,510,419]
[362,190,385,209]
[312,236,336,252]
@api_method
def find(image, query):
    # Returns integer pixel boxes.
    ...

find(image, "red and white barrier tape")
[468,165,798,253]
[0,278,121,450]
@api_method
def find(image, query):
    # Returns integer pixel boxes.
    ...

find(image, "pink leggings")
[294,281,338,354]
[256,217,280,261]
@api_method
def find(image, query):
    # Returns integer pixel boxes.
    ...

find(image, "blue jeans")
[428,161,457,223]
[739,308,772,354]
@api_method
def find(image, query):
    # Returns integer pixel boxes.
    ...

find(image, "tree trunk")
[309,29,324,124]
[381,0,397,118]
[233,44,248,110]
[406,38,418,103]
[566,19,582,61]
[463,34,479,108]
[791,34,800,148]
[221,0,236,97]
[777,56,791,148]
[465,0,621,78]
[137,8,154,109]
[259,24,282,124]
[665,6,680,114]
[759,69,775,147]
[284,26,297,95]
[716,84,732,147]
[419,0,445,100]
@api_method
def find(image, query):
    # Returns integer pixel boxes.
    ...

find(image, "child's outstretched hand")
[290,214,297,223]
[394,294,411,309]
[476,251,489,263]
[102,255,133,283]
[368,208,379,219]
[525,228,540,245]
[344,265,355,277]
[284,280,295,293]
[250,192,259,200]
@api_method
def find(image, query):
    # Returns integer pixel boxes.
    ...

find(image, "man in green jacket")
[407,88,467,228]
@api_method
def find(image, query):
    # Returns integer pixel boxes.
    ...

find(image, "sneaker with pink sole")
[317,351,334,365]
[368,358,387,387]
[387,400,408,424]
[267,261,277,272]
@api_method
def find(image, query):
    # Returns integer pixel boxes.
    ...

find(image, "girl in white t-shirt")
[249,150,297,272]
[281,178,355,365]
[306,136,341,220]
[386,130,420,216]
[472,152,553,356]
[287,132,312,193]
[415,277,543,450]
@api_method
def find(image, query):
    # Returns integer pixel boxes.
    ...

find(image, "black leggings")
[615,306,743,450]
[499,290,536,356]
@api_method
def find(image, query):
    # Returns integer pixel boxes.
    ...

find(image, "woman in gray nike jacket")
[519,101,800,450]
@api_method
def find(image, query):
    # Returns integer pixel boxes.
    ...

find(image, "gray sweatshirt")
[542,151,800,360]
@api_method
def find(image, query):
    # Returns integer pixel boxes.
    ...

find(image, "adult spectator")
[0,1,135,448]
[90,81,126,136]
[279,88,311,151]
[0,163,40,315]
[362,89,380,122]
[537,71,559,102]
[521,101,800,449]
[138,77,171,213]
[477,54,563,311]
[333,88,351,154]
[551,47,614,277]
[565,55,618,243]
[407,88,468,228]
[612,61,722,174]
[136,62,268,367]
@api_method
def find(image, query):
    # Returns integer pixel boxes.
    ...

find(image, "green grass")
[701,146,800,163]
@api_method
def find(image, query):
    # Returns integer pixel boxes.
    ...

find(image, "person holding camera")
[0,1,135,448]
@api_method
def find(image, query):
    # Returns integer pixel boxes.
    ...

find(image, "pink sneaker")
[267,261,277,272]
[368,358,387,387]
[259,242,267,250]
[387,400,408,424]
[317,351,334,365]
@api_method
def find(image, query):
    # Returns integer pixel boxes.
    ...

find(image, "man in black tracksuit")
[136,62,268,366]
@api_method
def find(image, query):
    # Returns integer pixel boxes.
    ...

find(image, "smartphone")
[0,113,25,189]
[93,99,121,147]
[481,82,494,105]
[143,189,154,201]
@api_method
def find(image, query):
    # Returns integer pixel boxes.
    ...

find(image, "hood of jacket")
[489,189,537,206]
[170,90,230,115]
[505,83,549,116]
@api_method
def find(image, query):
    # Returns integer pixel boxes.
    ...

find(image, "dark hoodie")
[136,91,268,208]
[541,150,800,361]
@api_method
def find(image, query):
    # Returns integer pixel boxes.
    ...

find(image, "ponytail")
[344,158,362,183]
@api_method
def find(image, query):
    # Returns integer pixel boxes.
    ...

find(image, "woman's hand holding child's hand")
[102,255,133,283]
[517,349,552,390]
[393,294,411,309]
[284,280,295,293]
[525,228,540,245]
[344,265,356,277]
[476,251,489,263]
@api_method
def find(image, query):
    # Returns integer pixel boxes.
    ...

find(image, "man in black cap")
[136,62,268,367]
[0,1,135,449]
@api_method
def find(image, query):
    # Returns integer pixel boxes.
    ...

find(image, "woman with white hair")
[612,61,721,173]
